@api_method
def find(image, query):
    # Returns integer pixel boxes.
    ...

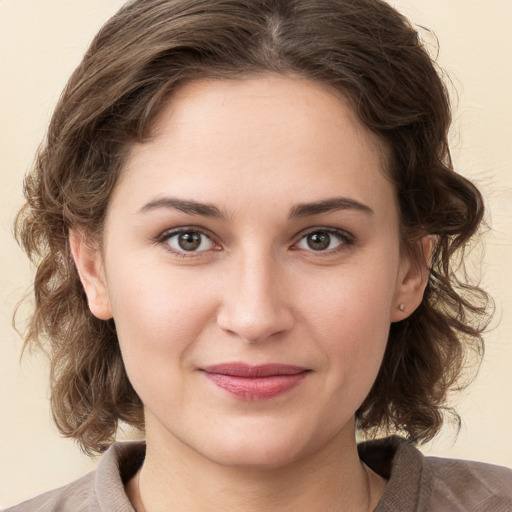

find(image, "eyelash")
[155,227,355,258]
[156,227,220,258]
[293,227,355,256]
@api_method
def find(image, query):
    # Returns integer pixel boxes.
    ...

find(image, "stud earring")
[398,303,406,312]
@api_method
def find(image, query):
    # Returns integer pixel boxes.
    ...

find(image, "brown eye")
[178,232,202,251]
[306,231,331,251]
[164,230,215,253]
[296,229,350,253]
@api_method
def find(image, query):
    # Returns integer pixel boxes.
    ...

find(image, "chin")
[206,440,306,471]
[190,421,333,471]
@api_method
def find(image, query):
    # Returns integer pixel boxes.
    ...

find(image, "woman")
[7,0,512,510]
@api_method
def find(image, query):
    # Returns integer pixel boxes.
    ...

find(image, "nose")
[216,251,295,343]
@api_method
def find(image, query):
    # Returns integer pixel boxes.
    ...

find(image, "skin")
[72,75,429,511]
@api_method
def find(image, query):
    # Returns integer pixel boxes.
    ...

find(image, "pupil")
[307,231,330,250]
[178,232,201,251]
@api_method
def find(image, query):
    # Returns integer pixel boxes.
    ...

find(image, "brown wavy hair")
[15,0,491,455]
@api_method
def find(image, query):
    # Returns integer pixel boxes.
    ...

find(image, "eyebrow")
[289,197,374,218]
[139,197,226,218]
[139,196,373,219]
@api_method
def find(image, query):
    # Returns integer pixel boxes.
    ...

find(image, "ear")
[69,229,113,320]
[391,236,433,322]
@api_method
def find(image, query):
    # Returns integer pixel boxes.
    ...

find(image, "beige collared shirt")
[5,437,512,511]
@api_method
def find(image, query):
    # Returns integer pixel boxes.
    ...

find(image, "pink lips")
[202,363,309,401]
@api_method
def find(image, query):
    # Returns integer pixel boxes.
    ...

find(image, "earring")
[398,303,406,312]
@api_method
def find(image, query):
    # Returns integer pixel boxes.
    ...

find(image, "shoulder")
[3,441,145,512]
[420,456,512,511]
[3,472,95,512]
[359,436,512,512]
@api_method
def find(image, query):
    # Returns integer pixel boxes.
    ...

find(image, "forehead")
[114,74,395,218]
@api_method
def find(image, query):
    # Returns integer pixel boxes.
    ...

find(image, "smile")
[201,363,310,401]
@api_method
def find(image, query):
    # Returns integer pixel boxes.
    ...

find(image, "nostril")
[217,303,294,343]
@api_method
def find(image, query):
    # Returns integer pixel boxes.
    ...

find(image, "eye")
[295,229,351,252]
[163,230,216,253]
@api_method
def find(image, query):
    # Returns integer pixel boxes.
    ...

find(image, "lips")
[201,363,309,401]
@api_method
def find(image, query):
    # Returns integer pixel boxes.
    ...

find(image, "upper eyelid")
[293,226,354,242]
[157,226,217,242]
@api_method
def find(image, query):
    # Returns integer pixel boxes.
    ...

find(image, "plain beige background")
[1,0,511,508]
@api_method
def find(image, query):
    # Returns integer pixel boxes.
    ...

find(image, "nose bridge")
[217,244,294,342]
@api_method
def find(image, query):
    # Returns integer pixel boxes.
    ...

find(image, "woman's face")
[79,75,421,469]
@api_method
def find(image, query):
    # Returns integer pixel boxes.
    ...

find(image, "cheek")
[299,262,397,384]
[301,259,397,331]
[106,268,223,418]
[106,263,219,369]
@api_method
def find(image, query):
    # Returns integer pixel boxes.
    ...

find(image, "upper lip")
[201,363,309,377]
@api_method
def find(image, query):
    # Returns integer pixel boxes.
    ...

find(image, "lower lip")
[204,372,308,401]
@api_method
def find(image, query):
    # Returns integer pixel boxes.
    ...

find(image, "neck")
[128,419,385,512]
